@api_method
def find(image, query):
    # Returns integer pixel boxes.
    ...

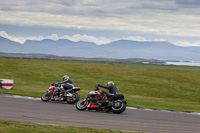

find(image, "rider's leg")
[101,91,108,104]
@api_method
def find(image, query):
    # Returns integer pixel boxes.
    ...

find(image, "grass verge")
[0,58,200,112]
[0,120,144,133]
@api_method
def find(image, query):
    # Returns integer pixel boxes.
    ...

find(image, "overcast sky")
[0,0,200,46]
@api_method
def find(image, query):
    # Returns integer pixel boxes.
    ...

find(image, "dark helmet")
[107,81,114,87]
[63,75,69,81]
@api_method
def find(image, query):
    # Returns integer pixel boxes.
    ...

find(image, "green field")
[0,120,139,133]
[0,58,200,112]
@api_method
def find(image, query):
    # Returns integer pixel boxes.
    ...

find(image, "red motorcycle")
[76,86,127,114]
[41,84,81,104]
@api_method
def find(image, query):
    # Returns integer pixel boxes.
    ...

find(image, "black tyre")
[41,92,51,102]
[111,100,126,114]
[76,99,88,111]
[66,93,80,104]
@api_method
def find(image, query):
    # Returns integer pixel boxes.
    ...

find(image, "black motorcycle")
[76,86,127,114]
[41,84,81,104]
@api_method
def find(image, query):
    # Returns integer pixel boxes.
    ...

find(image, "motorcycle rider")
[52,75,74,98]
[97,81,118,104]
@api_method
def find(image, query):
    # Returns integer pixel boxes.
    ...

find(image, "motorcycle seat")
[112,94,124,100]
[73,87,81,90]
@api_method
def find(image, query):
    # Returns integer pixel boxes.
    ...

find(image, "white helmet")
[107,81,114,86]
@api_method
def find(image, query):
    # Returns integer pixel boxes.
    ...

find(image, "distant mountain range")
[0,36,200,61]
[0,52,166,64]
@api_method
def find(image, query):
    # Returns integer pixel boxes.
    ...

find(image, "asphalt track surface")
[1,95,200,133]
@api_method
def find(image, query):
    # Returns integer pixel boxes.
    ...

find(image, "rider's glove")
[52,83,58,86]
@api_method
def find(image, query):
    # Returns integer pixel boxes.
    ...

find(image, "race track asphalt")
[0,94,200,133]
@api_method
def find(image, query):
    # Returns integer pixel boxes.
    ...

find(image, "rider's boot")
[97,99,108,106]
[102,93,109,105]
[55,96,60,101]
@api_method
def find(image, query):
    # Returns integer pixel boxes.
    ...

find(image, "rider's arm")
[56,79,69,84]
[56,78,74,85]
[56,81,65,84]
[98,84,109,89]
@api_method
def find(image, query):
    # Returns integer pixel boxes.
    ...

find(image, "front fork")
[83,97,89,102]
[47,91,54,98]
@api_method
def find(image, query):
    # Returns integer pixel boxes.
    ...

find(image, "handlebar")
[95,85,99,91]
[51,83,61,87]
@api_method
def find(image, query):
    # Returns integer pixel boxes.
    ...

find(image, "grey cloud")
[0,0,200,37]
[175,0,200,7]
[59,0,79,7]
[0,0,198,16]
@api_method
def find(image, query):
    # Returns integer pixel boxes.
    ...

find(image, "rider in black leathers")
[97,81,118,104]
[53,75,74,96]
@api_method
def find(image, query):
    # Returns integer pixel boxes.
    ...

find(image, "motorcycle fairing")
[48,85,59,97]
[95,91,103,100]
[89,91,100,95]
[87,102,99,109]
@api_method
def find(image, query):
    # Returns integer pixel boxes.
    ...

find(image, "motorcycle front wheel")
[66,93,80,104]
[41,92,51,102]
[76,99,88,111]
[111,100,126,114]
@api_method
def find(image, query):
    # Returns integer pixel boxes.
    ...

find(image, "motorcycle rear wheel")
[41,92,51,102]
[111,100,126,114]
[66,93,80,104]
[76,99,88,111]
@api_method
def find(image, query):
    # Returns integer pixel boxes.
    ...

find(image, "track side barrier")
[0,79,14,89]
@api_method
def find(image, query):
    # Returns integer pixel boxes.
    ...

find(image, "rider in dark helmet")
[59,75,74,90]
[97,81,118,104]
[53,75,74,96]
